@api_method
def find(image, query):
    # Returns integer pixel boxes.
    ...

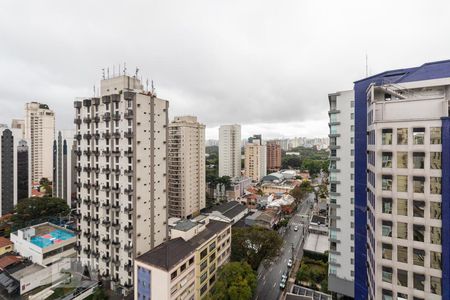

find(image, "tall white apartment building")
[168,116,206,218]
[53,130,76,207]
[219,125,241,178]
[74,75,169,293]
[327,90,355,298]
[25,102,55,183]
[11,119,25,138]
[244,135,267,182]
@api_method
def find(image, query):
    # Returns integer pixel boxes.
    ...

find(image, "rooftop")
[0,237,12,248]
[303,233,329,254]
[136,220,229,271]
[204,201,247,220]
[171,219,198,232]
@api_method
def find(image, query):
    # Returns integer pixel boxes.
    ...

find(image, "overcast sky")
[1,1,450,139]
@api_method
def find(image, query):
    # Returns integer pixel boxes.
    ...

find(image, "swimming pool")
[30,229,75,248]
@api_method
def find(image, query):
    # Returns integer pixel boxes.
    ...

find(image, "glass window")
[397,175,408,192]
[382,290,393,300]
[430,152,441,169]
[430,202,441,219]
[397,199,408,216]
[397,246,408,263]
[382,152,392,168]
[430,177,441,195]
[382,220,393,237]
[382,175,393,191]
[430,127,441,144]
[397,269,408,287]
[414,273,425,291]
[413,248,425,266]
[413,224,425,242]
[200,248,208,260]
[413,200,425,218]
[397,128,408,145]
[430,251,441,270]
[413,152,425,169]
[382,129,393,145]
[382,266,393,283]
[430,276,442,295]
[413,177,425,193]
[397,152,408,168]
[382,243,392,260]
[382,198,392,214]
[330,113,337,122]
[430,227,441,244]
[397,222,408,239]
[413,128,425,145]
[330,125,337,134]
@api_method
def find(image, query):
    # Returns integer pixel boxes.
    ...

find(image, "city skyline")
[2,1,450,140]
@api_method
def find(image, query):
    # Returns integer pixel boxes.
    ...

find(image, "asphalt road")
[253,193,314,300]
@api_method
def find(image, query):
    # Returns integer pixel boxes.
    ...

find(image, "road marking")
[273,282,276,288]
[255,296,258,300]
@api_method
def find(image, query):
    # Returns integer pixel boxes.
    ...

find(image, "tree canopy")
[209,262,257,300]
[11,197,70,228]
[231,226,283,270]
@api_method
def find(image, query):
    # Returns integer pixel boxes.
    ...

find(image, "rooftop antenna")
[135,67,139,78]
[107,67,110,79]
[119,64,121,76]
[151,80,155,95]
[102,68,105,80]
[146,79,149,91]
[365,53,369,77]
[123,62,127,76]
[113,65,115,77]
[93,85,96,97]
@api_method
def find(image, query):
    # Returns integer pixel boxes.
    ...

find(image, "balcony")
[111,94,120,102]
[92,199,100,207]
[74,150,82,156]
[102,113,111,122]
[75,165,82,172]
[83,134,92,140]
[83,166,92,172]
[74,118,81,125]
[124,243,132,251]
[83,99,91,107]
[112,222,120,229]
[112,240,120,247]
[112,113,120,121]
[92,97,100,105]
[83,215,91,222]
[83,183,92,189]
[124,110,133,119]
[124,169,133,177]
[111,203,120,211]
[111,150,121,157]
[92,150,100,156]
[83,117,92,124]
[74,244,81,251]
[102,255,111,263]
[74,197,81,204]
[92,234,100,242]
[124,91,135,100]
[92,218,100,224]
[112,168,121,175]
[124,188,133,195]
[102,220,111,227]
[124,150,133,157]
[102,150,111,157]
[124,263,133,272]
[74,101,82,108]
[74,134,82,141]
[112,259,120,266]
[102,132,111,139]
[124,225,133,233]
[83,248,91,255]
[112,132,120,139]
[124,131,133,138]
[111,186,121,193]
[83,232,91,238]
[93,116,100,123]
[102,95,111,104]
[83,198,92,205]
[93,167,100,174]
[102,202,110,208]
[83,150,91,156]
[124,206,133,213]
[102,185,111,191]
[92,251,100,258]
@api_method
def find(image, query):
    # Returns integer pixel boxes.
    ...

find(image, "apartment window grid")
[376,124,443,296]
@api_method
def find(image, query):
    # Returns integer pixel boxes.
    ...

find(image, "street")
[253,193,313,300]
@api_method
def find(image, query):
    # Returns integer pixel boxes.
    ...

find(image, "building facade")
[352,60,450,299]
[266,141,281,172]
[17,139,30,201]
[53,130,76,207]
[219,125,241,178]
[244,136,266,182]
[168,116,205,218]
[25,102,55,183]
[327,90,355,298]
[74,75,169,292]
[11,119,25,139]
[134,217,231,300]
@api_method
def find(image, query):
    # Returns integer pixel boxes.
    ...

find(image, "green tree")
[90,287,109,300]
[231,226,283,270]
[39,177,52,196]
[210,262,257,300]
[281,155,302,169]
[11,197,70,229]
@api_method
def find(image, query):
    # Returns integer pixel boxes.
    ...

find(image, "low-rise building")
[204,201,248,224]
[0,237,13,255]
[10,223,76,266]
[245,210,281,229]
[134,217,231,300]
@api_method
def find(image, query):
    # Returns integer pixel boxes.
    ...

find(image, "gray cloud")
[1,0,450,138]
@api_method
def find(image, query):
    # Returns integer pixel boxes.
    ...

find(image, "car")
[281,274,288,282]
[287,259,293,268]
[279,281,286,289]
[294,225,298,231]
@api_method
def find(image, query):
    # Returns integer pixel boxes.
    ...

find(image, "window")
[413,273,425,291]
[413,176,425,193]
[330,125,337,134]
[200,272,208,283]
[382,266,393,283]
[397,269,408,287]
[171,270,177,280]
[430,127,441,144]
[413,201,425,218]
[430,202,441,219]
[397,152,408,168]
[200,283,208,295]
[413,248,425,266]
[350,113,354,120]
[397,246,408,263]
[188,257,194,265]
[397,222,408,239]
[382,152,392,168]
[397,128,408,145]
[397,199,408,216]
[330,183,337,193]
[430,251,441,270]
[209,242,216,251]
[430,152,441,169]
[382,175,392,191]
[382,289,393,300]
[350,125,354,132]
[330,113,337,122]
[382,129,393,145]
[200,248,208,260]
[200,260,207,272]
[430,227,441,244]
[382,198,392,214]
[413,152,425,169]
[430,177,441,194]
[382,243,392,260]
[397,175,408,192]
[413,224,425,242]
[330,137,337,146]
[382,221,393,237]
[413,128,425,144]
[430,276,442,295]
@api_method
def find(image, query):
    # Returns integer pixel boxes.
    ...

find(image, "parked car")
[294,225,298,231]
[287,259,293,268]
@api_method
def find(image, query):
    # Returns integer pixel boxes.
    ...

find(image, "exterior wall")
[168,116,206,218]
[17,139,30,201]
[266,141,281,172]
[244,142,267,182]
[327,90,355,298]
[11,119,25,139]
[75,75,168,291]
[25,102,55,182]
[0,127,19,216]
[219,125,241,178]
[0,243,13,255]
[53,130,75,207]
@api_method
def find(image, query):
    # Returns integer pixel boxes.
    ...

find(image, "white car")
[287,259,293,268]
[279,281,286,289]
[281,274,288,282]
[294,226,298,231]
